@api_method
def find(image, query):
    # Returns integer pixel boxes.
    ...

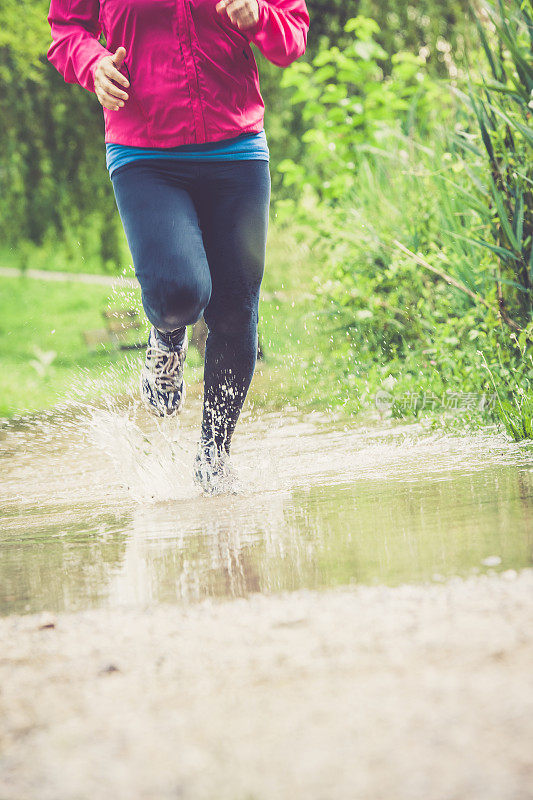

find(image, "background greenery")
[0,0,531,437]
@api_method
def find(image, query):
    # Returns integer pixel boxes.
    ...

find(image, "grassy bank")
[267,3,533,439]
[0,221,528,437]
[0,276,138,418]
[0,226,310,419]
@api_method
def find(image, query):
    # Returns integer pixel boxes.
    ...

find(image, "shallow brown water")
[0,399,532,615]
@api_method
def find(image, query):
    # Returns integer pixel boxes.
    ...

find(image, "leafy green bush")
[273,6,532,433]
[276,16,444,203]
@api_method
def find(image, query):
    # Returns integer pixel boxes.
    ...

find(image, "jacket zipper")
[180,0,206,143]
[122,58,155,141]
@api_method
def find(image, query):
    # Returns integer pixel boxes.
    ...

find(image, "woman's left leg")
[192,160,271,455]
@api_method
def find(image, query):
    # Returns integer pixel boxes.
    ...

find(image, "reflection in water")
[1,510,128,614]
[0,399,532,615]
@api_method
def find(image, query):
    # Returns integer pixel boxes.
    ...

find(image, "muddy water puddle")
[1,400,532,615]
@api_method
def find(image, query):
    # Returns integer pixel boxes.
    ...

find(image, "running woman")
[46,0,309,493]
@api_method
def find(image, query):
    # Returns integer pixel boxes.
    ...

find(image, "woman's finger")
[112,46,127,70]
[223,0,245,16]
[224,0,258,29]
[96,90,123,110]
[103,62,129,88]
[100,77,129,101]
[100,96,122,110]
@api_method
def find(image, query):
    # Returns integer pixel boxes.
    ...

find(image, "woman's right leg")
[110,161,212,334]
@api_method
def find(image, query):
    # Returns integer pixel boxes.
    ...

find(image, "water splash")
[1,395,532,615]
[88,402,197,503]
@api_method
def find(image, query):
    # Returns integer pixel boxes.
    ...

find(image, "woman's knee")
[143,276,211,332]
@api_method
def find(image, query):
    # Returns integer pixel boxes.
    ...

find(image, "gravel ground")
[1,570,533,800]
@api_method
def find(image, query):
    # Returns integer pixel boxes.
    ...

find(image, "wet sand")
[1,570,532,800]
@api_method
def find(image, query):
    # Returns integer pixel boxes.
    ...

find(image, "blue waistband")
[106,129,269,178]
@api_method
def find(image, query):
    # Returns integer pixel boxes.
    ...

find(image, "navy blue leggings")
[110,159,271,453]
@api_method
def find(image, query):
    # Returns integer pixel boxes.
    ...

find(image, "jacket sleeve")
[242,0,309,67]
[46,0,112,93]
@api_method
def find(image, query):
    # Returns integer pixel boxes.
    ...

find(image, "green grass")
[0,276,213,418]
[0,223,320,420]
[0,276,139,417]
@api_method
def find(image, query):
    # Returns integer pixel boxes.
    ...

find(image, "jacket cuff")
[241,0,267,40]
[86,44,113,92]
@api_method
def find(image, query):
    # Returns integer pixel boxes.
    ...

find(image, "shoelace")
[146,346,184,392]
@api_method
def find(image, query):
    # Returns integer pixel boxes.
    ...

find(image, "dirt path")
[0,266,308,302]
[1,570,532,800]
[0,265,139,288]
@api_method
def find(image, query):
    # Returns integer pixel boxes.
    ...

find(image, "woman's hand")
[94,46,130,111]
[215,0,259,31]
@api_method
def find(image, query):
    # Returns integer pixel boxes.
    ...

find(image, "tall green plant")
[445,0,533,329]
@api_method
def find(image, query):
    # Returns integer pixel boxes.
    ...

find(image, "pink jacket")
[47,0,309,147]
